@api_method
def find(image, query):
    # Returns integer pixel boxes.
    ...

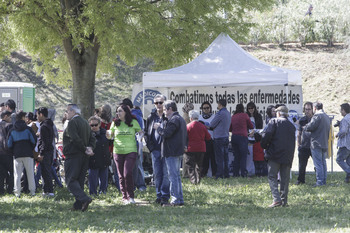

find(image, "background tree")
[0,0,274,118]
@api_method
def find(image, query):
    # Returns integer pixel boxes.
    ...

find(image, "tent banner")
[132,84,303,122]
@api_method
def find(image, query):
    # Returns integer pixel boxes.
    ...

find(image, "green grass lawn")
[1,173,350,232]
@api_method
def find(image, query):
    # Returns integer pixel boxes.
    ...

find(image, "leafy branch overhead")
[0,0,275,117]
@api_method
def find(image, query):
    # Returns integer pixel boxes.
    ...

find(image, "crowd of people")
[0,95,349,210]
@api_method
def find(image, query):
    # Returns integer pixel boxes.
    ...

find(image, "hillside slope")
[0,44,348,123]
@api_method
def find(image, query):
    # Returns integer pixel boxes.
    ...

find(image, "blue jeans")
[165,156,184,205]
[35,163,63,189]
[151,150,170,200]
[214,137,229,178]
[133,148,146,190]
[231,134,248,177]
[88,167,108,195]
[311,148,328,185]
[111,159,120,191]
[336,147,350,174]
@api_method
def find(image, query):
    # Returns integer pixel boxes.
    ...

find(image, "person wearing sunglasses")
[87,116,111,195]
[144,94,170,205]
[246,102,264,177]
[198,101,216,177]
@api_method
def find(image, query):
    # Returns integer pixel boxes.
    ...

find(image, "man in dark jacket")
[63,104,96,211]
[0,111,13,194]
[304,102,330,187]
[144,94,170,205]
[36,107,55,197]
[296,102,313,185]
[261,106,296,207]
[154,100,187,206]
[8,111,37,197]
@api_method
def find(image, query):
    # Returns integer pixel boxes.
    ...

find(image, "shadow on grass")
[1,173,350,232]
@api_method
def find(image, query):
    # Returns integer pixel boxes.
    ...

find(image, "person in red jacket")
[185,110,211,184]
[230,104,254,177]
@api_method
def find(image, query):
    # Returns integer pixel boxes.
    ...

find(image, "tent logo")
[133,89,161,107]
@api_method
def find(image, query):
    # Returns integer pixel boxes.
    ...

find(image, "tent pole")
[142,86,145,116]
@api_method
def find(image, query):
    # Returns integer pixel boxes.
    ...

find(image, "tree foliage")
[0,0,274,117]
[248,0,350,46]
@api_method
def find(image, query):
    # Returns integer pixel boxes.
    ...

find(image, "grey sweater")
[304,110,330,150]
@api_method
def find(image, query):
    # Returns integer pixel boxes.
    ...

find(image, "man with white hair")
[261,106,296,208]
[63,104,96,211]
[185,110,211,184]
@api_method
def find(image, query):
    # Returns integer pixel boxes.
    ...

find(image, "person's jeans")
[268,160,291,205]
[247,144,255,176]
[311,148,328,186]
[114,152,137,200]
[151,150,170,200]
[111,159,120,191]
[231,134,248,177]
[88,167,108,195]
[214,137,229,178]
[297,147,312,183]
[336,147,350,174]
[133,149,146,190]
[165,156,184,205]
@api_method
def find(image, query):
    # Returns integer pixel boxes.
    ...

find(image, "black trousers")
[64,154,91,207]
[184,152,204,184]
[297,147,312,183]
[201,140,216,177]
[41,151,54,193]
[0,154,13,194]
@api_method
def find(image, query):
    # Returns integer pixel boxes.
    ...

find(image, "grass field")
[1,172,350,233]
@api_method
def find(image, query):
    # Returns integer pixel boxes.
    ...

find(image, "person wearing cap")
[304,102,330,187]
[261,106,296,208]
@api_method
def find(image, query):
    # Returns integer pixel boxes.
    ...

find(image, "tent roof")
[143,33,301,87]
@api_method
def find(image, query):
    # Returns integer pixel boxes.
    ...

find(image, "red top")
[187,121,211,152]
[230,113,254,137]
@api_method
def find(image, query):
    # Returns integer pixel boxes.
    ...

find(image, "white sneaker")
[122,199,130,205]
[42,192,55,197]
[129,198,136,204]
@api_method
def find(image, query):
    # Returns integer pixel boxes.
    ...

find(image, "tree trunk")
[62,38,99,119]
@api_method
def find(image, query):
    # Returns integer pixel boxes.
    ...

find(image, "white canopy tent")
[143,33,302,88]
[138,33,303,121]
